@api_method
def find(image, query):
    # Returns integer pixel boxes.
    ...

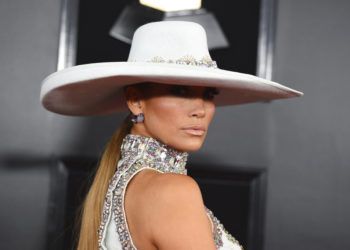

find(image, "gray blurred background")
[0,0,349,249]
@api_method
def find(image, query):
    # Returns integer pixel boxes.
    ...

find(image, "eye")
[170,85,189,96]
[203,87,220,100]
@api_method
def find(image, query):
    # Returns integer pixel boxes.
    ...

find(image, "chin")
[172,137,204,152]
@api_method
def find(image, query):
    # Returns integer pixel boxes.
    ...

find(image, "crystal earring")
[130,113,144,123]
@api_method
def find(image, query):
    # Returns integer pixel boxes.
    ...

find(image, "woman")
[40,21,303,250]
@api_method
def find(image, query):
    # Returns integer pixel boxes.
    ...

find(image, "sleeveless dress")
[98,134,243,250]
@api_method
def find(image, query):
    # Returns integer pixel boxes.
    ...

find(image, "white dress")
[98,134,243,250]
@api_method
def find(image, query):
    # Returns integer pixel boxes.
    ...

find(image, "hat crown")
[127,21,212,62]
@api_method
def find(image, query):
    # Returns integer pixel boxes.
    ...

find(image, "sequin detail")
[129,55,218,68]
[98,134,242,250]
[205,207,223,247]
[206,207,244,250]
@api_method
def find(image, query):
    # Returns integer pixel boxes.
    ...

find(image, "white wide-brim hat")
[40,21,303,116]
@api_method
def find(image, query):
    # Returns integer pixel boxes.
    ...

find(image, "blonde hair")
[75,115,133,250]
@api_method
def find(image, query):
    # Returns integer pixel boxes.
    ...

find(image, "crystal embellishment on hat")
[150,55,218,68]
[130,55,218,68]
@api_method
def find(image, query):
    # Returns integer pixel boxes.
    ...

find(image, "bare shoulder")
[143,173,216,249]
[149,172,202,201]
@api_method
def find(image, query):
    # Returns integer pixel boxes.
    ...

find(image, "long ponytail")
[75,115,132,250]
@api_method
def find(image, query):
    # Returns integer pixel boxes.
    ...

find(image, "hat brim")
[40,62,303,116]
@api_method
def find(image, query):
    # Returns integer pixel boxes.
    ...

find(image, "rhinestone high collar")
[120,134,189,175]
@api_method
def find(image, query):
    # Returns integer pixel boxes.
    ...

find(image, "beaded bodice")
[98,134,243,250]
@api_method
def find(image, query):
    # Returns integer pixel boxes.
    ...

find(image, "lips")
[182,125,206,136]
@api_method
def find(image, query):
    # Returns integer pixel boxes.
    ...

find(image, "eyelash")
[204,88,220,100]
[170,86,219,100]
[170,86,188,96]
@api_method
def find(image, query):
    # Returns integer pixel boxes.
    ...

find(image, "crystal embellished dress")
[98,134,243,250]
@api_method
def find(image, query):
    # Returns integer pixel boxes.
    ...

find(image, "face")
[125,82,218,152]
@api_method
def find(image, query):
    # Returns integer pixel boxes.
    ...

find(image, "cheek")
[144,97,184,130]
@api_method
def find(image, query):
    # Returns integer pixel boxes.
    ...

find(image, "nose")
[189,97,206,118]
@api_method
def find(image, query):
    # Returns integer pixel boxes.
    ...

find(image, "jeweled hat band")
[128,55,218,68]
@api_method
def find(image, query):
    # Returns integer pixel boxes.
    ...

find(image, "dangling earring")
[130,113,144,123]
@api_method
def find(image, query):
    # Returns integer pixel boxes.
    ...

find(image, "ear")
[124,85,143,115]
